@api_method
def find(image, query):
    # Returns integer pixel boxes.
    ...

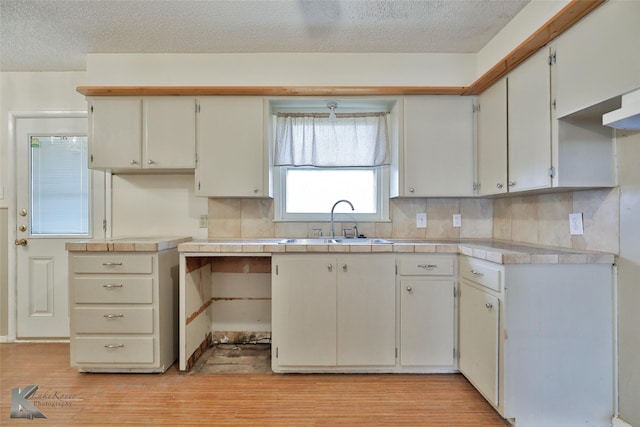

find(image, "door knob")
[15,239,28,246]
[18,224,27,232]
[19,208,27,216]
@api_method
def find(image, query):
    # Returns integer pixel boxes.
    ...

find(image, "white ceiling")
[0,0,530,72]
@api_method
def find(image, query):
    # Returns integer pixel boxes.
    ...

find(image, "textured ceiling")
[0,0,530,71]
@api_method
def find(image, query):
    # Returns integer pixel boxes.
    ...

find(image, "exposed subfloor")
[189,343,272,374]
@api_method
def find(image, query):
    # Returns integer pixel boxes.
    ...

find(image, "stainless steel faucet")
[330,199,354,238]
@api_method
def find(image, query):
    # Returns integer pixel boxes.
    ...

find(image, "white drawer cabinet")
[397,254,457,372]
[68,249,179,373]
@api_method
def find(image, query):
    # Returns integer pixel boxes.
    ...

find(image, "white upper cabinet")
[195,97,267,197]
[402,96,475,197]
[144,97,196,169]
[89,97,196,171]
[507,48,552,193]
[476,78,508,196]
[89,98,143,169]
[554,0,640,118]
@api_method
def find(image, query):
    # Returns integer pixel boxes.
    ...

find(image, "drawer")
[459,257,502,292]
[72,254,153,274]
[74,337,154,364]
[73,277,153,304]
[74,307,154,334]
[399,255,455,276]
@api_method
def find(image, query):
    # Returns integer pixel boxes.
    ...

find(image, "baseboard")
[0,336,9,343]
[613,416,633,427]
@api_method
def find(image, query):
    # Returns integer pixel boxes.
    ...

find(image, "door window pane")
[30,135,89,235]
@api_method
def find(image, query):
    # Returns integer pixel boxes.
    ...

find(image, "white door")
[15,117,105,338]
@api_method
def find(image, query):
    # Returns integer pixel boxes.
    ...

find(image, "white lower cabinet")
[68,249,179,373]
[397,254,456,371]
[272,253,457,373]
[458,281,499,406]
[272,254,395,371]
[458,256,614,427]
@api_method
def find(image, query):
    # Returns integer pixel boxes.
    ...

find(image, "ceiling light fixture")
[327,101,339,120]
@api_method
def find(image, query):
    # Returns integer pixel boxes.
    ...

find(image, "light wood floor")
[1,343,509,426]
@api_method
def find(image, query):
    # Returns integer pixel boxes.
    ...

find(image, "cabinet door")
[507,48,552,192]
[400,279,455,367]
[196,97,265,197]
[554,0,640,117]
[90,98,142,169]
[337,255,396,366]
[459,282,500,407]
[477,78,508,196]
[272,255,337,366]
[144,97,196,169]
[403,96,474,197]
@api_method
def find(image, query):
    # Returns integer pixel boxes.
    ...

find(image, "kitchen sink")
[279,238,392,245]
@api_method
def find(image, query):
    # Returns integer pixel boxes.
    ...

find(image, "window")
[275,166,389,222]
[30,135,90,235]
[272,105,392,222]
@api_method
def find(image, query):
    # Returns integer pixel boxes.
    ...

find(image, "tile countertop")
[177,238,615,265]
[65,236,192,252]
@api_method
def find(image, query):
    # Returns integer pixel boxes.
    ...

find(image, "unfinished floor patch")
[189,344,271,374]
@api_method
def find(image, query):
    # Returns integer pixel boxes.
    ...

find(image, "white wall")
[475,0,569,77]
[111,174,207,239]
[86,53,476,86]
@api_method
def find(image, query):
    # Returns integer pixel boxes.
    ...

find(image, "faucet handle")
[311,227,323,237]
[342,227,357,238]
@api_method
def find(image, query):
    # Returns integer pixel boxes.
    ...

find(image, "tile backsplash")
[208,187,619,254]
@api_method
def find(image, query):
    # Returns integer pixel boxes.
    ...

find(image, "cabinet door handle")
[328,265,333,272]
[102,283,123,289]
[148,159,155,164]
[470,270,484,277]
[485,303,493,310]
[508,181,516,187]
[104,344,125,349]
[406,286,413,292]
[342,264,348,272]
[131,160,138,165]
[409,187,415,193]
[104,314,124,319]
[418,264,437,269]
[496,183,503,189]
[102,262,123,266]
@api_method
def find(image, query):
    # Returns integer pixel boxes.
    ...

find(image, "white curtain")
[274,113,390,167]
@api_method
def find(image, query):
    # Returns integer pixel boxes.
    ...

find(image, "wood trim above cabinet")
[76,86,467,97]
[463,0,604,95]
[76,0,604,98]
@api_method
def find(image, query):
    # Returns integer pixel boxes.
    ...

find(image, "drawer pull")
[104,314,124,319]
[406,286,413,292]
[104,344,125,349]
[102,262,123,266]
[418,264,438,269]
[471,270,484,277]
[102,283,123,289]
